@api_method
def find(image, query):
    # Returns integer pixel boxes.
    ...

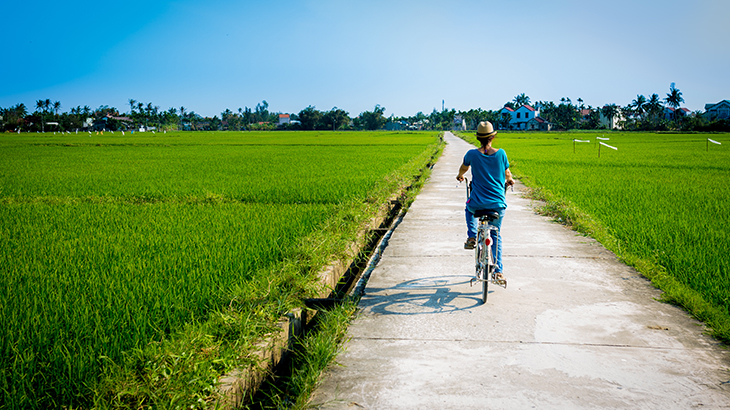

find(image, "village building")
[663,107,691,121]
[499,104,550,130]
[526,116,552,131]
[599,106,625,130]
[453,114,466,131]
[498,106,514,129]
[703,100,730,120]
[386,120,407,131]
[278,114,290,126]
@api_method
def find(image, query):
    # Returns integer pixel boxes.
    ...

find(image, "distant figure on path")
[456,121,514,279]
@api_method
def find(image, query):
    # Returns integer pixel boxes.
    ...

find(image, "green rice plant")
[0,131,441,408]
[0,202,333,407]
[0,133,433,203]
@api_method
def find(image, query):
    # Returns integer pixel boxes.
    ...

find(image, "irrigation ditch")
[216,138,443,408]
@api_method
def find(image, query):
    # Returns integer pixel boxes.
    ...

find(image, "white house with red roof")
[499,104,550,130]
[278,114,290,126]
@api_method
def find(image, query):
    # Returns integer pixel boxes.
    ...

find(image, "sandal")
[494,271,507,288]
[464,237,476,249]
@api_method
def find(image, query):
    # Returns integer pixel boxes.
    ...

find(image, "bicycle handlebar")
[465,177,512,199]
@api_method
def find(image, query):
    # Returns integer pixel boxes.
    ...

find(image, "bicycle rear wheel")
[481,265,488,303]
[476,235,489,304]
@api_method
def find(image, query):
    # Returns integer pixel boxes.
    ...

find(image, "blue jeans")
[466,206,505,273]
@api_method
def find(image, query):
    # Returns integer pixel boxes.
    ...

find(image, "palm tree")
[188,111,198,131]
[4,103,27,131]
[665,86,684,124]
[153,105,160,129]
[53,101,61,117]
[35,100,45,132]
[601,104,620,129]
[165,107,177,131]
[14,103,27,118]
[128,99,137,115]
[513,93,530,107]
[43,99,52,128]
[141,103,152,128]
[631,94,646,119]
[645,93,662,122]
[179,106,186,130]
[665,86,684,110]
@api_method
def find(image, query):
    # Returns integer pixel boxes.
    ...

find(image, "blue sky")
[2,0,728,118]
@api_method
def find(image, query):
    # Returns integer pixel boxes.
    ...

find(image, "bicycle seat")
[473,209,500,221]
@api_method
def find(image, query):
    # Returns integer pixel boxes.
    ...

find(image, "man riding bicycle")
[456,121,514,280]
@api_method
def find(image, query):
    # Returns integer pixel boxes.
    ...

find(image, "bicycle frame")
[464,178,506,303]
[476,219,498,278]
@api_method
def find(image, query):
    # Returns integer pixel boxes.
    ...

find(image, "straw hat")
[476,121,497,138]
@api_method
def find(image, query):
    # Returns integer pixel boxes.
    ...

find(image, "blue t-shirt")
[463,148,509,210]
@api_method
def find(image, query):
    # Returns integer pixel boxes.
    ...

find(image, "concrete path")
[310,132,730,409]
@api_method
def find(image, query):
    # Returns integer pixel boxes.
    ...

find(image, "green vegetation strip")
[459,131,730,342]
[250,301,359,410]
[0,131,442,409]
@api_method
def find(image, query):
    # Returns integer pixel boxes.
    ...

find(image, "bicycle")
[464,178,507,304]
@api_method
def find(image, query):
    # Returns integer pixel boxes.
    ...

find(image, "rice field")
[462,131,730,340]
[0,131,441,408]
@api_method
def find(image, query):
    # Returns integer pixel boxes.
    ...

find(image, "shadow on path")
[360,275,491,315]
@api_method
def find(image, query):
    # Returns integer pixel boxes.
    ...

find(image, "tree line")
[504,86,728,132]
[1,86,728,133]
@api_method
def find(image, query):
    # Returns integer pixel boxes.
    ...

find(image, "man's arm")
[456,164,469,182]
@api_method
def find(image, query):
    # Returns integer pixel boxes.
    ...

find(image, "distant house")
[278,114,290,126]
[386,120,407,131]
[527,116,552,131]
[599,105,625,130]
[90,115,133,131]
[500,104,549,130]
[663,107,690,121]
[513,105,536,130]
[498,106,514,129]
[704,100,730,120]
[110,115,132,123]
[453,115,466,131]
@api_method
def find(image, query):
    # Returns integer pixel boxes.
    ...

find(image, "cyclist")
[456,121,514,279]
